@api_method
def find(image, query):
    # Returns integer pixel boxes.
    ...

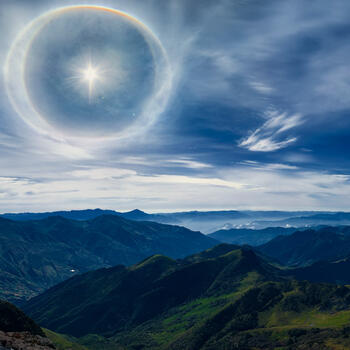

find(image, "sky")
[1,0,350,213]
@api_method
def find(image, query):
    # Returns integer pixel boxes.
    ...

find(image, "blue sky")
[1,0,350,212]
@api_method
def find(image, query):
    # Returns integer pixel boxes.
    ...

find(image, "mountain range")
[4,208,350,233]
[251,212,350,229]
[22,244,350,349]
[3,209,350,348]
[0,215,216,302]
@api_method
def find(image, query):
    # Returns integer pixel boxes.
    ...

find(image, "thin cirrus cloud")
[239,111,303,152]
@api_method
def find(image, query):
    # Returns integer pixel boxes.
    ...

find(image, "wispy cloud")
[249,81,274,95]
[166,158,212,169]
[239,110,303,152]
[240,161,298,170]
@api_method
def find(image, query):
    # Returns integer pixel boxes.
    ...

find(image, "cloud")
[249,81,274,95]
[240,161,298,170]
[1,165,350,213]
[239,110,303,152]
[240,136,297,152]
[166,158,212,169]
[70,168,137,180]
[141,174,245,189]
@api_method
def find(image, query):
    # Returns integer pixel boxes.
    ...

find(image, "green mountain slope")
[23,244,279,337]
[0,215,216,302]
[23,244,350,349]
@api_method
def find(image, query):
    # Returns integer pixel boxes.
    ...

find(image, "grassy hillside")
[21,243,350,349]
[101,281,350,350]
[23,244,279,336]
[44,329,88,350]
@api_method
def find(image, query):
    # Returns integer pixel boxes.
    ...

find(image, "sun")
[65,56,106,104]
[81,63,100,103]
[83,64,98,82]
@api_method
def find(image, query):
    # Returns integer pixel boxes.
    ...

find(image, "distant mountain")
[165,210,249,220]
[0,209,249,232]
[209,226,298,246]
[0,208,121,221]
[257,226,350,266]
[5,208,350,232]
[241,210,328,219]
[1,209,179,225]
[23,245,350,349]
[253,212,350,229]
[1,209,249,221]
[0,215,217,302]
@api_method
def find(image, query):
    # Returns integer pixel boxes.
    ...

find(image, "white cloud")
[1,165,350,213]
[166,158,212,169]
[141,174,245,189]
[241,136,297,152]
[239,110,303,152]
[240,161,298,170]
[70,168,136,180]
[249,81,274,94]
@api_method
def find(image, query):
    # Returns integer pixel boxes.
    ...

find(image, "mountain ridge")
[257,226,350,266]
[0,215,217,302]
[22,244,350,349]
[23,244,278,337]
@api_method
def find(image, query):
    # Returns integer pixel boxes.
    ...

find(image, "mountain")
[23,244,280,337]
[4,208,350,232]
[287,256,350,285]
[257,226,350,266]
[0,209,176,225]
[0,209,249,233]
[0,209,120,221]
[0,215,217,302]
[209,226,298,246]
[22,244,350,349]
[0,209,249,222]
[241,210,327,219]
[252,212,350,229]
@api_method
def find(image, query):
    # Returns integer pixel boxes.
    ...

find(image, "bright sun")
[83,65,98,82]
[81,63,100,103]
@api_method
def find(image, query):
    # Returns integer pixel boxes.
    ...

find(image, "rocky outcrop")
[0,331,55,350]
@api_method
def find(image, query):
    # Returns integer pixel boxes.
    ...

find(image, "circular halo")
[4,5,172,141]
